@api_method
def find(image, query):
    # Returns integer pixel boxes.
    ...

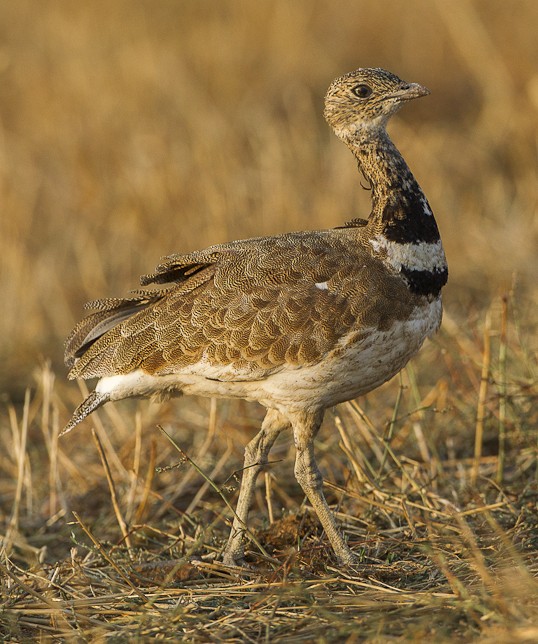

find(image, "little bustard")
[64,68,448,566]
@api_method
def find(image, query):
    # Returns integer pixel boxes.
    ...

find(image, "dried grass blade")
[71,511,149,603]
[91,429,133,555]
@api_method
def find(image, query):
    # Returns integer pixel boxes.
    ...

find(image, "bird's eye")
[352,84,372,99]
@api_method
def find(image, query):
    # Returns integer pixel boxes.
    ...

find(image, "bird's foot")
[222,544,250,570]
[334,545,362,569]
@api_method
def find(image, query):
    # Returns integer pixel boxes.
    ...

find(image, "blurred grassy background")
[1,3,537,639]
[0,0,536,396]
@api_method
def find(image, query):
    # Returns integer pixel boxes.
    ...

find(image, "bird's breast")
[253,296,443,411]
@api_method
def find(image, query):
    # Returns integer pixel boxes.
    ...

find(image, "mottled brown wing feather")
[67,230,415,381]
[65,248,217,369]
[64,293,163,368]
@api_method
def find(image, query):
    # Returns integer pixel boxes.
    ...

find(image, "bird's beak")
[395,82,431,101]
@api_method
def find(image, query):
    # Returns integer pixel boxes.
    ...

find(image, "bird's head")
[324,68,429,142]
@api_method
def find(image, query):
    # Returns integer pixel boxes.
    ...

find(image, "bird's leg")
[222,409,289,567]
[292,410,357,566]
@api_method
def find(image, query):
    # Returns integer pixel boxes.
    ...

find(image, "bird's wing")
[66,230,413,381]
[64,248,216,371]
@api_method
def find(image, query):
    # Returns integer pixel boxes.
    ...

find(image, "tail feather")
[60,391,110,437]
[64,293,161,370]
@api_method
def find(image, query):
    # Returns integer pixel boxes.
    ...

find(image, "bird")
[63,68,448,567]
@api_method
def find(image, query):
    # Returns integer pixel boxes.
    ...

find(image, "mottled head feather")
[324,67,429,141]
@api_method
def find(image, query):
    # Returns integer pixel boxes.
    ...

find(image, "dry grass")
[1,1,537,641]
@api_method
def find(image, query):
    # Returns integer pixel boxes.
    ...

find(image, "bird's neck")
[343,128,448,297]
[347,130,441,245]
